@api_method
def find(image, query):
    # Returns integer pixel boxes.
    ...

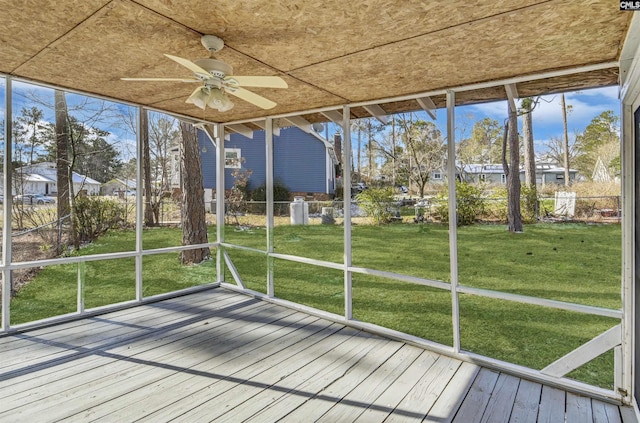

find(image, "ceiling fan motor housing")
[193,58,233,80]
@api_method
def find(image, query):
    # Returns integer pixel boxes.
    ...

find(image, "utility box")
[290,196,309,225]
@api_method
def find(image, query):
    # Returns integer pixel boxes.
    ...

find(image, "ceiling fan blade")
[226,75,288,89]
[164,54,210,77]
[227,87,277,109]
[121,77,199,82]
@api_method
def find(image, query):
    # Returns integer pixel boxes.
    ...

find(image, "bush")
[432,181,485,226]
[74,196,126,243]
[355,187,394,225]
[251,180,291,215]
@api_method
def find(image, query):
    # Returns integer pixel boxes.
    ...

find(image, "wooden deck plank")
[480,373,520,423]
[508,379,542,423]
[75,314,335,422]
[537,385,566,423]
[0,290,242,370]
[0,289,227,354]
[1,302,301,420]
[384,355,466,423]
[350,350,442,423]
[619,404,638,423]
[0,288,634,423]
[592,399,622,423]
[452,367,500,423]
[424,361,482,423]
[253,342,418,422]
[297,345,423,422]
[0,299,277,403]
[210,336,399,422]
[136,327,376,422]
[154,330,386,422]
[567,392,594,423]
[0,300,271,402]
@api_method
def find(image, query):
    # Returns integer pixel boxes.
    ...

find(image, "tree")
[42,116,122,184]
[457,117,503,166]
[502,103,523,233]
[521,97,538,218]
[573,110,620,179]
[544,134,580,166]
[15,106,45,165]
[397,115,446,198]
[178,121,209,264]
[560,94,572,186]
[54,90,75,249]
[140,109,154,226]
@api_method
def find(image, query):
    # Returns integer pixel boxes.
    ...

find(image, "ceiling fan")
[121,35,288,112]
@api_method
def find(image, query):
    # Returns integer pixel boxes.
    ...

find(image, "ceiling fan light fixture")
[207,87,234,112]
[186,87,234,112]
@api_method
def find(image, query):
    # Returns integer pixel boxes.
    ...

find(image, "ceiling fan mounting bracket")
[201,35,224,53]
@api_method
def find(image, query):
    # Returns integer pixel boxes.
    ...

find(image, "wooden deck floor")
[0,288,636,422]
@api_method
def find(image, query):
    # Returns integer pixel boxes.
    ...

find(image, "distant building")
[592,157,613,183]
[102,178,137,196]
[172,126,338,199]
[456,162,579,186]
[14,162,101,196]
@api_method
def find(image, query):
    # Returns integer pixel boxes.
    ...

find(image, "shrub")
[74,196,126,243]
[226,167,252,224]
[432,181,485,226]
[355,187,394,225]
[251,180,291,215]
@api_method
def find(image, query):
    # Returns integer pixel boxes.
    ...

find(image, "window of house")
[501,174,506,184]
[225,148,242,168]
[433,172,442,180]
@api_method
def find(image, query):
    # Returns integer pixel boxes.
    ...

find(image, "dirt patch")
[0,232,56,297]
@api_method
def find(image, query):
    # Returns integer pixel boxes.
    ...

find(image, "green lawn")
[8,222,621,388]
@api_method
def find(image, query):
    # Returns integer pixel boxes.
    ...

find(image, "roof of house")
[24,173,55,183]
[19,163,101,186]
[0,2,631,127]
[460,163,578,174]
[103,178,137,189]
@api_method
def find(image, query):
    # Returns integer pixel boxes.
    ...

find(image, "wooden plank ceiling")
[0,0,631,124]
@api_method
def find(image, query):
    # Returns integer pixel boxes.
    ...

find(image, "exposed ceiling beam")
[283,115,312,133]
[363,104,388,124]
[320,110,344,124]
[252,120,281,137]
[196,124,217,147]
[504,84,519,113]
[416,97,437,120]
[225,62,617,127]
[226,123,254,139]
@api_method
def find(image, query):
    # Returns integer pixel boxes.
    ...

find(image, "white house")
[15,162,101,196]
[456,162,579,186]
[101,178,137,196]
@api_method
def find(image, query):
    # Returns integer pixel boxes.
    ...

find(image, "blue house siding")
[198,127,334,194]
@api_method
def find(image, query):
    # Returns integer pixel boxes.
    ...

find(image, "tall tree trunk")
[561,93,570,187]
[505,105,523,232]
[357,126,361,178]
[367,120,373,180]
[522,98,538,218]
[141,110,155,226]
[391,116,396,187]
[179,122,209,264]
[54,90,71,253]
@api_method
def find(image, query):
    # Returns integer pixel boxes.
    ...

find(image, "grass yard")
[8,221,621,388]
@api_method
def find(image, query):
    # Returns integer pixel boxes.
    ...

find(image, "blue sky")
[450,85,620,152]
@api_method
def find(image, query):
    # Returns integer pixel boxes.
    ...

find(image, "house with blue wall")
[196,126,337,199]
